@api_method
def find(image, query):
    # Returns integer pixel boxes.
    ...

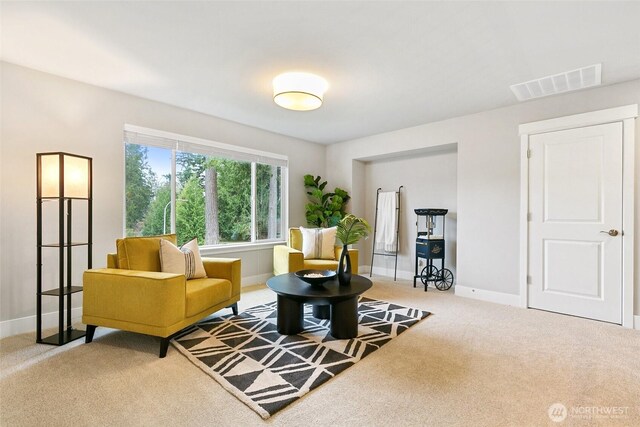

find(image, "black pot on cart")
[413,208,454,291]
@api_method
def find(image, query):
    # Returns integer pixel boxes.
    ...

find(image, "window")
[256,163,282,240]
[175,152,252,245]
[124,144,172,237]
[124,125,287,248]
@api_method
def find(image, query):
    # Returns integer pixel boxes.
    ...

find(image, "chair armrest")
[273,245,304,275]
[202,258,241,297]
[333,247,360,274]
[83,268,186,327]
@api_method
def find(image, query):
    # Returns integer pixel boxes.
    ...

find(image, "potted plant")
[336,214,371,285]
[303,174,351,227]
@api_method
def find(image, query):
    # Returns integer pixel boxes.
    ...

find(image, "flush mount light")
[273,72,329,111]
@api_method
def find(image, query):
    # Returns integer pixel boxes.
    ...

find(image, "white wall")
[327,78,640,316]
[362,146,458,281]
[0,62,325,329]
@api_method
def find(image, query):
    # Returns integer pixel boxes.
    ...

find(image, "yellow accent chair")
[83,234,241,358]
[273,227,359,276]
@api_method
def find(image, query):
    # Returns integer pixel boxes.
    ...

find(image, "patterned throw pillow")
[159,238,207,279]
[299,226,337,260]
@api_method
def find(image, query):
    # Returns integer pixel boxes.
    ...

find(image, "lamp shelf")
[40,242,89,248]
[38,329,86,346]
[39,196,91,201]
[40,286,83,296]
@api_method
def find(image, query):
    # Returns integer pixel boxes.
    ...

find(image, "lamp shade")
[37,153,92,198]
[273,72,328,111]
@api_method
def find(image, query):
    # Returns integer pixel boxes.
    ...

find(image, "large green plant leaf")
[311,188,323,200]
[334,188,348,198]
[336,214,371,245]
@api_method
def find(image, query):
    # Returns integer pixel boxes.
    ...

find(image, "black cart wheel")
[435,268,454,290]
[420,265,438,285]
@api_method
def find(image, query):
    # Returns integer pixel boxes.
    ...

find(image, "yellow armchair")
[273,227,359,275]
[83,235,241,358]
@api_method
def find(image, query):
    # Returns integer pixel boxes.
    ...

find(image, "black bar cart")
[413,208,454,291]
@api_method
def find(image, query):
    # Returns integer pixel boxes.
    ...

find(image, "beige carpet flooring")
[1,278,639,426]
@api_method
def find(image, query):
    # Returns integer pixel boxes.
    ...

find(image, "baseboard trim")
[634,315,640,330]
[455,285,520,306]
[0,307,83,340]
[360,265,416,281]
[242,273,272,287]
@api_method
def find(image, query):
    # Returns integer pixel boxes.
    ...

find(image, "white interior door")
[528,122,623,324]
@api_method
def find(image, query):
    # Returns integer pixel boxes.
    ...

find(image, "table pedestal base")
[330,297,358,339]
[276,296,359,339]
[276,295,304,335]
[312,304,330,319]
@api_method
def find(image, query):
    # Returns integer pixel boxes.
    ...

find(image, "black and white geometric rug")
[172,297,430,419]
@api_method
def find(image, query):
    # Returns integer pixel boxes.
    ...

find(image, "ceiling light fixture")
[273,72,328,111]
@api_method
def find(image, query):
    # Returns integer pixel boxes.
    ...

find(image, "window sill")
[200,240,286,256]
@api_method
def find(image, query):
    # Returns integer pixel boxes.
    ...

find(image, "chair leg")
[159,337,171,358]
[85,325,97,343]
[230,302,238,315]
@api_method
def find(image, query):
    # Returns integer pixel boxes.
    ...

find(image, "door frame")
[518,105,638,328]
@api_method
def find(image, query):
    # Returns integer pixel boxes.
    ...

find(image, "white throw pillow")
[299,226,337,260]
[159,238,207,279]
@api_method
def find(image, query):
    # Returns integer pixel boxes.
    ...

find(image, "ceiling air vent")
[510,64,602,101]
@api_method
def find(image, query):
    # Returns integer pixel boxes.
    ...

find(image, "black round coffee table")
[266,273,373,339]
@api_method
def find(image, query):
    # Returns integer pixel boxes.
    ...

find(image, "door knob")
[600,229,619,236]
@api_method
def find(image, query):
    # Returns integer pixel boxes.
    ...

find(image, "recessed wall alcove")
[351,143,458,280]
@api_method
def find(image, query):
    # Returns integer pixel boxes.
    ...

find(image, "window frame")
[123,124,288,250]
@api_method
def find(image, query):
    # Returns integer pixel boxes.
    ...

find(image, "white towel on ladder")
[375,191,397,252]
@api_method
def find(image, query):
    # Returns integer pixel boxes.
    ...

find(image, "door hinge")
[527,275,532,285]
[527,212,532,222]
[526,149,531,158]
